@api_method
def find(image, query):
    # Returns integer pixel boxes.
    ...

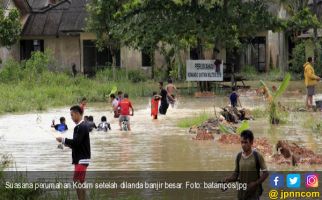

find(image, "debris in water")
[193,129,214,140]
[273,140,322,166]
[189,118,236,135]
[220,107,254,123]
[218,134,240,144]
[218,134,272,156]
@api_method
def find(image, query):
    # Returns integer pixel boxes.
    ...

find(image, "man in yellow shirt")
[304,57,320,109]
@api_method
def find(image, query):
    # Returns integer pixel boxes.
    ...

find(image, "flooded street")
[0,95,322,171]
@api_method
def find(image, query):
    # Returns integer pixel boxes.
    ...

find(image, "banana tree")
[259,73,291,124]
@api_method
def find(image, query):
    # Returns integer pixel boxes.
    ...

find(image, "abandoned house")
[0,0,291,76]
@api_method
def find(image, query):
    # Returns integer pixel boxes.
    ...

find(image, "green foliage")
[239,65,258,79]
[177,112,211,128]
[128,69,148,83]
[95,68,128,82]
[275,0,309,16]
[218,124,235,134]
[272,73,291,101]
[86,0,122,50]
[0,8,21,47]
[0,52,157,114]
[285,8,321,32]
[0,59,22,82]
[302,115,322,133]
[154,67,168,81]
[259,73,291,124]
[236,121,250,134]
[251,108,268,119]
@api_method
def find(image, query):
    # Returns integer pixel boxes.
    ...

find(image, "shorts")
[307,86,315,96]
[73,164,88,183]
[167,95,175,104]
[119,115,130,122]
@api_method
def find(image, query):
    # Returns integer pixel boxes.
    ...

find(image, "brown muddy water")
[0,94,321,171]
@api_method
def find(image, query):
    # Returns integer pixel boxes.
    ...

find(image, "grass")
[251,108,268,119]
[177,112,212,128]
[0,75,158,115]
[302,114,322,133]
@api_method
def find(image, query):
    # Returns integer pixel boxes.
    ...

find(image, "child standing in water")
[51,117,68,132]
[151,92,161,119]
[87,116,97,132]
[97,116,111,132]
[51,117,68,149]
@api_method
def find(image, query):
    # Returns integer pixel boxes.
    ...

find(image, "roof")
[22,0,88,36]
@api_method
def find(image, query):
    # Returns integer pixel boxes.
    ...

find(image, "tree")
[0,7,21,47]
[115,0,277,90]
[271,0,321,72]
[86,0,125,79]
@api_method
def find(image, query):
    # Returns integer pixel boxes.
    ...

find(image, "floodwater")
[0,94,322,171]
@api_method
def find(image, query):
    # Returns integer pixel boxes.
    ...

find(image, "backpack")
[235,150,263,196]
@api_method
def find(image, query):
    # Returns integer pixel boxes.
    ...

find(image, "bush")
[154,67,168,81]
[238,65,258,80]
[95,68,128,82]
[0,59,22,83]
[128,69,148,83]
[290,42,306,75]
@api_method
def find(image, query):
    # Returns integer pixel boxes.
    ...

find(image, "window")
[142,50,152,67]
[189,48,199,60]
[250,37,266,72]
[83,40,120,76]
[20,40,44,60]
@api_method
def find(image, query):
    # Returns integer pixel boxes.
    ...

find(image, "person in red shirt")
[118,93,134,130]
[151,91,161,119]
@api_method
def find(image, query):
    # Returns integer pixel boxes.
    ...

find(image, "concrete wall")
[120,47,141,69]
[268,30,280,69]
[20,35,81,72]
[0,44,20,67]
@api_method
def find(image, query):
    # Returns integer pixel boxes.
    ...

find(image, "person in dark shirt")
[56,105,91,200]
[159,81,174,115]
[229,87,241,108]
[224,130,268,200]
[51,117,68,132]
[87,116,97,132]
[97,116,111,132]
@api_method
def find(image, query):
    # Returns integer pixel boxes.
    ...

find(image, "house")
[1,0,171,76]
[0,0,289,77]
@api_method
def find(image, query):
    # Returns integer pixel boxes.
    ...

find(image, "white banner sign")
[186,60,223,81]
